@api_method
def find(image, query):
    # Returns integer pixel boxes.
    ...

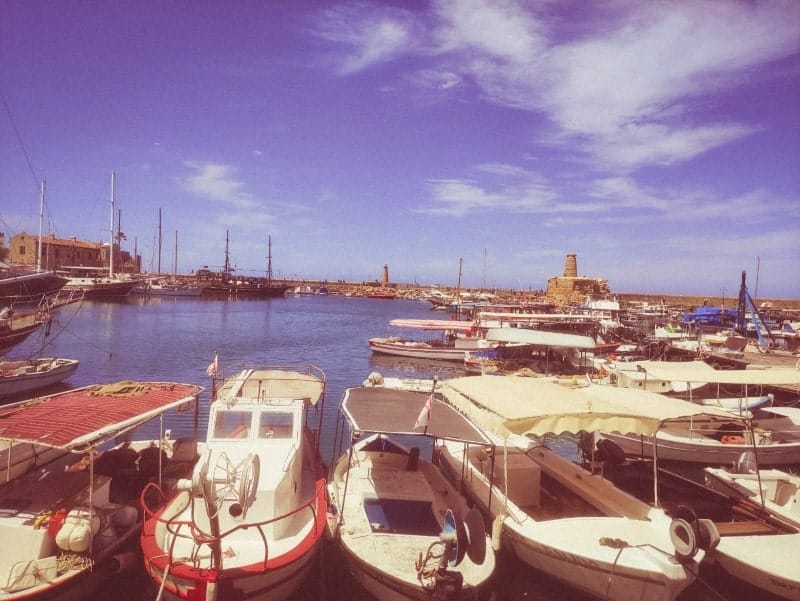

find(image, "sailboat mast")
[157,207,162,275]
[455,257,463,320]
[37,179,45,272]
[266,235,273,282]
[174,230,178,278]
[109,171,115,277]
[223,230,231,278]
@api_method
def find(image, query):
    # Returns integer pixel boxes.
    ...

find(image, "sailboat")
[60,172,139,298]
[147,230,204,297]
[0,181,67,305]
[200,232,290,299]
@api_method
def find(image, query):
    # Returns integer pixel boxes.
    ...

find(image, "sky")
[1,1,799,298]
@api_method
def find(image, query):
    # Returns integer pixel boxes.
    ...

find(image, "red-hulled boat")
[141,364,328,601]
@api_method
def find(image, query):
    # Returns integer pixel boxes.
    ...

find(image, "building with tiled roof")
[8,232,139,273]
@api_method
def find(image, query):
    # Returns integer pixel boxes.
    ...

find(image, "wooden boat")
[0,266,67,304]
[368,318,493,361]
[141,364,328,601]
[327,380,496,600]
[0,380,204,600]
[0,357,79,399]
[434,375,730,601]
[0,305,51,353]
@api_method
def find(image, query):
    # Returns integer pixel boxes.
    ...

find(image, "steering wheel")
[206,452,260,516]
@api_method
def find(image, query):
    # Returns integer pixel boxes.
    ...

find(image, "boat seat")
[714,520,778,536]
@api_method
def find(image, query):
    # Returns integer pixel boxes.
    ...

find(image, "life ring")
[670,518,698,561]
[720,435,746,445]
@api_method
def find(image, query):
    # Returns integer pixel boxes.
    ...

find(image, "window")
[259,412,294,438]
[213,410,252,439]
[18,245,26,255]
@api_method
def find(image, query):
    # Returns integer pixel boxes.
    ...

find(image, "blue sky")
[2,1,798,298]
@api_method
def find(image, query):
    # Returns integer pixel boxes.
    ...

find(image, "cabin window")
[259,412,294,439]
[213,410,252,439]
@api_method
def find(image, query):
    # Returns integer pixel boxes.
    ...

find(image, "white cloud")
[180,162,258,210]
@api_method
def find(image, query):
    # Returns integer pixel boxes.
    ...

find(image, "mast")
[157,208,162,275]
[37,179,45,272]
[266,235,273,283]
[174,230,178,278]
[223,230,231,278]
[455,257,463,319]
[109,171,115,277]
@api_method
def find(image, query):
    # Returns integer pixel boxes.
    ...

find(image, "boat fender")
[669,518,698,562]
[695,518,720,552]
[721,435,746,445]
[55,508,101,553]
[491,514,505,552]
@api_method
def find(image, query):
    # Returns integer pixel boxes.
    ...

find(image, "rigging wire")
[0,87,40,190]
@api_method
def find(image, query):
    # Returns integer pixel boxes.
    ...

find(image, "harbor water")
[5,294,773,601]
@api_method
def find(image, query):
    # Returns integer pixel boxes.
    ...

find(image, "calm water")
[6,295,763,601]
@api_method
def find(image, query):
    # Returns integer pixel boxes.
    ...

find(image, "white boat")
[368,318,493,361]
[0,380,204,601]
[327,380,496,600]
[705,458,800,528]
[146,280,204,297]
[0,357,79,399]
[590,451,800,601]
[434,375,729,601]
[141,364,328,601]
[602,361,800,466]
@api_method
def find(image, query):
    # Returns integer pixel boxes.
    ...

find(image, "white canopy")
[440,375,737,439]
[388,318,475,332]
[635,361,800,386]
[486,327,596,349]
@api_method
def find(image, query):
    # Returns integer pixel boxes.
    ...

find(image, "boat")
[0,304,52,353]
[593,453,800,600]
[434,375,730,601]
[146,280,204,297]
[59,173,141,299]
[368,318,494,361]
[200,232,291,299]
[704,455,800,528]
[60,266,139,298]
[0,357,79,399]
[141,364,328,601]
[464,327,598,375]
[601,361,800,466]
[0,264,67,305]
[326,376,496,600]
[0,379,204,600]
[0,183,68,304]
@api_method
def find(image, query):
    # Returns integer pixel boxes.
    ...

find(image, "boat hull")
[0,358,79,399]
[368,338,488,361]
[603,431,800,467]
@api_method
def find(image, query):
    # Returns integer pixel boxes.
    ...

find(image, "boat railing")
[140,478,326,569]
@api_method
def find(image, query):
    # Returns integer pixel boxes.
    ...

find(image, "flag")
[414,393,433,430]
[206,353,218,377]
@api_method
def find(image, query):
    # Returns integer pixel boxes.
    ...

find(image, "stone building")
[8,232,139,273]
[545,253,610,306]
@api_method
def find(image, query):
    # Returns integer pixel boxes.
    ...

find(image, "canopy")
[486,327,596,349]
[635,361,800,386]
[440,375,737,439]
[340,385,491,445]
[0,382,203,450]
[388,318,475,332]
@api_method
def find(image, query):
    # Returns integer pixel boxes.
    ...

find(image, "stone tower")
[382,264,389,286]
[564,253,578,277]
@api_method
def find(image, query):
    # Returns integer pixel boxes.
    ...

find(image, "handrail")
[142,478,326,570]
